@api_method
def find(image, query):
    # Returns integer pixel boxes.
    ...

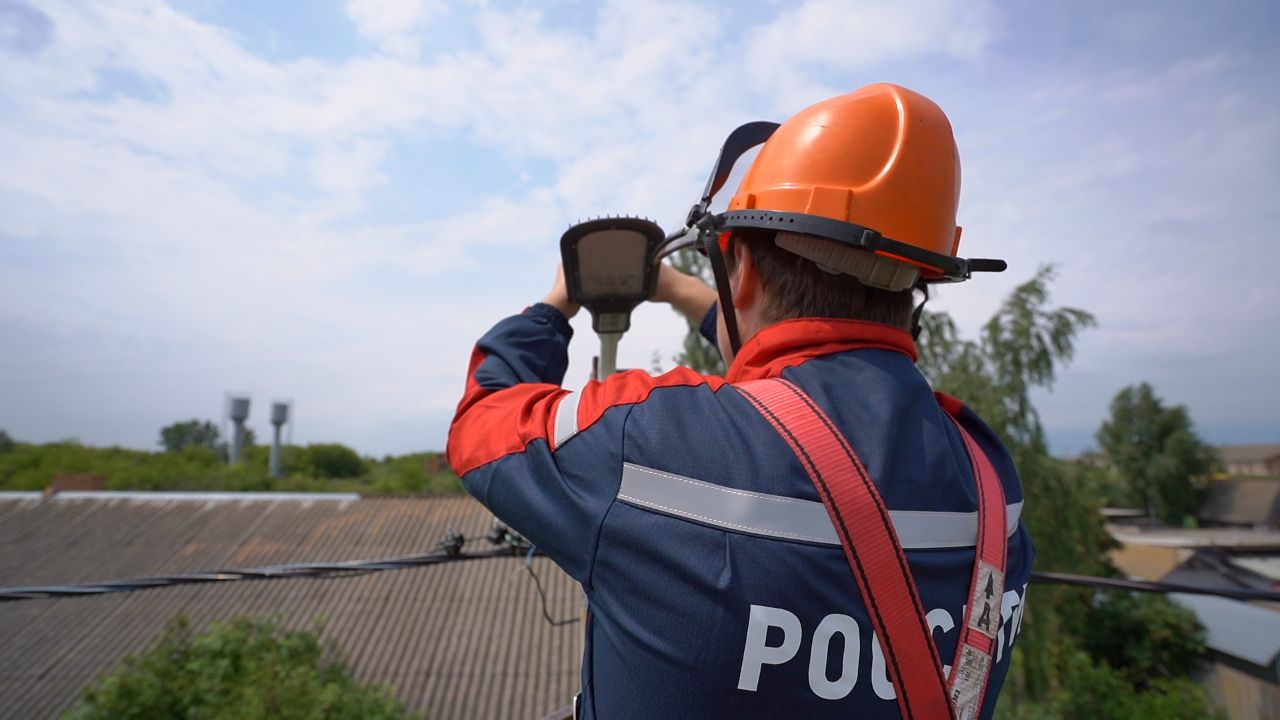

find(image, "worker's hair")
[728,232,914,331]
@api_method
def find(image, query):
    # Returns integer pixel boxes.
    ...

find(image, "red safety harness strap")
[735,379,1007,720]
[736,378,950,719]
[939,393,1008,720]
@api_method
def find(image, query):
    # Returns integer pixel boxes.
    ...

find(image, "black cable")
[1029,571,1280,603]
[6,539,1278,604]
[0,541,515,602]
[497,521,579,627]
[523,561,579,627]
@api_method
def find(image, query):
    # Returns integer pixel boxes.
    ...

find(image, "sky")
[1,0,1277,458]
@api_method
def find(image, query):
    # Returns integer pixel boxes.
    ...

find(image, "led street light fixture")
[560,217,663,334]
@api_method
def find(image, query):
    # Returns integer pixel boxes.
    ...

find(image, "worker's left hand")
[541,263,581,319]
[652,262,717,325]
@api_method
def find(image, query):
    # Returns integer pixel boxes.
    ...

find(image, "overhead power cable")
[1029,571,1280,603]
[0,545,515,602]
[3,536,1278,604]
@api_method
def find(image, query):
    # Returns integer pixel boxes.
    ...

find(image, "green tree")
[1096,383,1217,524]
[1080,592,1208,686]
[0,429,14,453]
[159,419,223,453]
[918,265,1097,450]
[1005,650,1223,720]
[305,443,367,479]
[918,268,1221,717]
[918,265,1101,700]
[65,614,411,720]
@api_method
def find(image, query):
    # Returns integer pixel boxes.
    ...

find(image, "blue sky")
[1,0,1277,457]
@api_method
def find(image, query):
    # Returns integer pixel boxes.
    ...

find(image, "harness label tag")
[950,645,991,720]
[968,561,1004,639]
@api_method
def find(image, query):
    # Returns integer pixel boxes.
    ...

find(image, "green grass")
[0,441,462,495]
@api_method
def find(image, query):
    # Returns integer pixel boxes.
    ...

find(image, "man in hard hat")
[447,84,1033,719]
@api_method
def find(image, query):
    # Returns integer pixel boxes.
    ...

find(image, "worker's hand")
[652,262,717,324]
[541,263,581,319]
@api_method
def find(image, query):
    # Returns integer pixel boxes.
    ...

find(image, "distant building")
[43,473,107,496]
[1201,478,1280,529]
[1218,444,1280,477]
[1107,524,1280,582]
[1105,523,1280,718]
[1171,593,1280,718]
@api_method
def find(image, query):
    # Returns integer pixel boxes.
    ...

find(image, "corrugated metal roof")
[0,494,582,719]
[1170,593,1280,670]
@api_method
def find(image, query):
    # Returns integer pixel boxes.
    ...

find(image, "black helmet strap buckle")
[717,210,1007,284]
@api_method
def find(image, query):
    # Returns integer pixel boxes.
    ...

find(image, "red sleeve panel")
[446,305,574,476]
[446,304,727,585]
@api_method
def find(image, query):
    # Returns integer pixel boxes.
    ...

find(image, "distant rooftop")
[1100,507,1146,519]
[1231,556,1280,582]
[0,493,580,719]
[1200,478,1280,527]
[1217,444,1280,464]
[1106,524,1280,550]
[0,490,362,503]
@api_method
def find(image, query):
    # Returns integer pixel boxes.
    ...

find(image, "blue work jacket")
[447,303,1034,719]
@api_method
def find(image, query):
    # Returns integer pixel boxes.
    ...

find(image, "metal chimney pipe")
[269,402,289,478]
[229,396,250,465]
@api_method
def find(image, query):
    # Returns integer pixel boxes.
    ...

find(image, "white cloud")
[345,0,443,59]
[3,0,1274,456]
[743,0,998,112]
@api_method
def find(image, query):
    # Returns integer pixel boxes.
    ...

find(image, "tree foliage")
[0,441,460,495]
[159,419,256,461]
[1096,383,1217,524]
[919,265,1108,701]
[915,266,1217,717]
[918,265,1097,450]
[919,267,1111,580]
[999,650,1223,720]
[1079,592,1208,686]
[159,419,223,453]
[65,614,411,720]
[304,443,367,479]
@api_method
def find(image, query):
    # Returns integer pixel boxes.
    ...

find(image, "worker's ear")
[731,239,760,311]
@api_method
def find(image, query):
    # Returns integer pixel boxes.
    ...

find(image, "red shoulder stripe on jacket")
[559,367,726,450]
[449,352,725,475]
[446,347,567,476]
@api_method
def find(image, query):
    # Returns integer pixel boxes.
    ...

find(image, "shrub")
[1080,592,1207,685]
[158,420,222,453]
[997,649,1223,720]
[0,440,460,495]
[65,614,413,720]
[304,443,367,479]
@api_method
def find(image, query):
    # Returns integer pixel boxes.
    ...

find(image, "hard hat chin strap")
[700,223,742,357]
[910,282,929,341]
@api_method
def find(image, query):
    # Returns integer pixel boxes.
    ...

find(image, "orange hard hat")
[670,83,1005,352]
[715,83,997,290]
